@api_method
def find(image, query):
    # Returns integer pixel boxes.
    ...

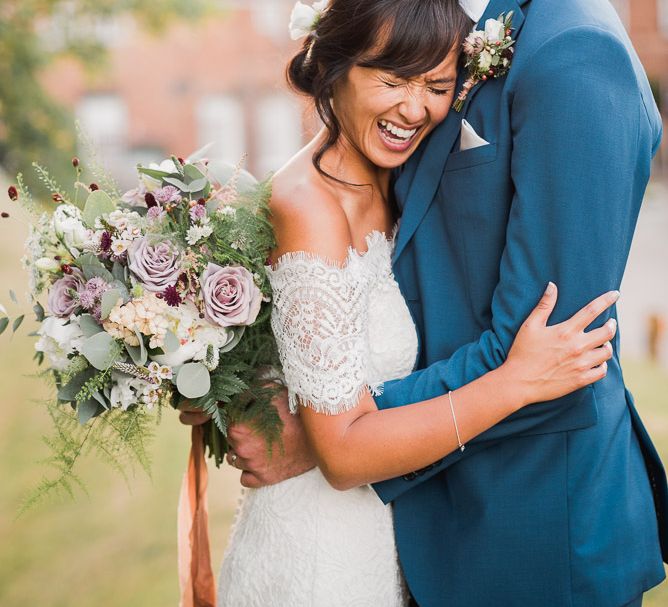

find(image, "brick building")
[41,0,668,186]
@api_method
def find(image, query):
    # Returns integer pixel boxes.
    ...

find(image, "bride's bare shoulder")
[270,151,352,261]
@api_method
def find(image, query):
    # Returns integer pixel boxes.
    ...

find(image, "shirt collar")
[459,0,491,23]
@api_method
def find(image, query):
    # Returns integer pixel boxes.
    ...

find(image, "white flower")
[35,257,61,272]
[289,0,329,40]
[53,204,91,257]
[220,206,236,217]
[111,238,130,255]
[151,308,235,369]
[109,372,152,410]
[484,18,505,43]
[478,50,493,71]
[35,316,85,371]
[186,223,213,246]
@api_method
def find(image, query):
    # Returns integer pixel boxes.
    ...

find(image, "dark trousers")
[408,595,643,606]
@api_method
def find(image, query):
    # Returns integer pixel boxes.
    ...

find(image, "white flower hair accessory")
[289,0,330,41]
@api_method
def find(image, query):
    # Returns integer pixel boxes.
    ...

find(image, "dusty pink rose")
[128,237,182,292]
[200,263,262,327]
[48,269,85,318]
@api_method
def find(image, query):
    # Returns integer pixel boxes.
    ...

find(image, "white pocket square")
[460,119,490,151]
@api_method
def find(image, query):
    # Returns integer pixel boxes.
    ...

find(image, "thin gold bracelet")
[448,391,466,452]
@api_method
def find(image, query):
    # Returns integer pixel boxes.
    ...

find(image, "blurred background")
[0,0,666,605]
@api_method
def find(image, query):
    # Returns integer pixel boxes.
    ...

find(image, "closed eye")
[428,87,451,96]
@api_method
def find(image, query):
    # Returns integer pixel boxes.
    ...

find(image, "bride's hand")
[503,282,619,407]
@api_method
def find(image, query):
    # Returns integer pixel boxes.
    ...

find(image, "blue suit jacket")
[373,1,667,605]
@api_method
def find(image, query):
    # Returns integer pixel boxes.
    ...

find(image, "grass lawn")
[0,220,666,605]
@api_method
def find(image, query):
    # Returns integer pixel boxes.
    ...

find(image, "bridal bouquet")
[4,148,282,511]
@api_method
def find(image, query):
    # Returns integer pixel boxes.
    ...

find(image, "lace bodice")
[266,230,418,415]
[217,231,417,607]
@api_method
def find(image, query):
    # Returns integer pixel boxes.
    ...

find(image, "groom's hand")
[227,386,317,488]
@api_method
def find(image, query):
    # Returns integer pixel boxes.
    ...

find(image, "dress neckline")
[267,227,396,273]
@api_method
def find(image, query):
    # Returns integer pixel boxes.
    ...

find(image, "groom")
[185,0,668,605]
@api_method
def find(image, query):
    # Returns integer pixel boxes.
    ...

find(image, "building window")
[609,0,629,27]
[660,0,668,37]
[196,95,246,166]
[255,94,303,176]
[76,93,129,182]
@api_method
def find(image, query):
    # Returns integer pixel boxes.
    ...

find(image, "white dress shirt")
[459,0,491,23]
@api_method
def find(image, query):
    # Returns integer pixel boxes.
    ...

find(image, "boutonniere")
[453,11,516,112]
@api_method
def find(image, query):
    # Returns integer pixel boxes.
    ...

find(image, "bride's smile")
[331,52,459,169]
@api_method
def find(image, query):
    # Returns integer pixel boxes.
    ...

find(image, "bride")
[181,1,620,605]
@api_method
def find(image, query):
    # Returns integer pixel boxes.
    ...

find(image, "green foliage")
[74,368,111,406]
[17,397,160,517]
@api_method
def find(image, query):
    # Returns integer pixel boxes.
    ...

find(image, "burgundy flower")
[162,285,182,307]
[72,157,80,167]
[52,193,63,203]
[100,231,112,252]
[89,183,99,191]
[7,186,18,201]
[145,192,157,208]
[1,212,9,219]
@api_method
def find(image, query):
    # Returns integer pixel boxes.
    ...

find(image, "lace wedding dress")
[217,231,418,607]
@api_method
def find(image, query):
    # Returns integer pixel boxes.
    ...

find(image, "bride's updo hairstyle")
[287,0,472,178]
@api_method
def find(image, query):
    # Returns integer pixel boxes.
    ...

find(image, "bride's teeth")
[379,120,418,142]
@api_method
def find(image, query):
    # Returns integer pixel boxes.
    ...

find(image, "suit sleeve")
[373,26,655,503]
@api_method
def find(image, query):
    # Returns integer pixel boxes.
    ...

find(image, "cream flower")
[484,17,505,43]
[289,0,329,40]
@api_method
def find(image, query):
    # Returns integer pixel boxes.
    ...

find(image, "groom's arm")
[373,26,659,502]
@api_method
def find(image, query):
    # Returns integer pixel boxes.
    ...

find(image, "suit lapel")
[392,0,527,264]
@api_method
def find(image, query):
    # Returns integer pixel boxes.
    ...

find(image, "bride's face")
[332,49,459,169]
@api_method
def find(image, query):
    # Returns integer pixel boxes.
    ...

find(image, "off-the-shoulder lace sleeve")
[266,248,377,415]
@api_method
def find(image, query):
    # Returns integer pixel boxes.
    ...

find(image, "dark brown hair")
[287,0,473,180]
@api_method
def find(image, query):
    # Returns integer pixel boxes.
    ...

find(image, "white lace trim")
[266,231,394,415]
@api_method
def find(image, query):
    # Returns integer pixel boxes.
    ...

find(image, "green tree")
[0,0,215,191]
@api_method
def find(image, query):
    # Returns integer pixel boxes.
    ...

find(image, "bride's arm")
[270,193,617,491]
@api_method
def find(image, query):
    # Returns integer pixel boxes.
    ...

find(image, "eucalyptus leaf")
[33,302,45,322]
[112,262,125,282]
[12,315,25,333]
[77,399,101,425]
[220,327,246,354]
[91,390,109,410]
[100,289,122,320]
[78,253,114,282]
[81,332,122,370]
[186,177,208,193]
[9,289,18,304]
[176,363,211,399]
[82,190,116,228]
[0,317,9,335]
[163,331,179,353]
[184,164,206,181]
[163,177,189,191]
[79,314,103,337]
[126,342,147,366]
[133,329,148,366]
[136,166,176,180]
[58,367,97,402]
[110,281,130,302]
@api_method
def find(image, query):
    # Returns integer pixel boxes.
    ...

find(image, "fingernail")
[545,281,556,295]
[612,290,621,301]
[608,318,617,329]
